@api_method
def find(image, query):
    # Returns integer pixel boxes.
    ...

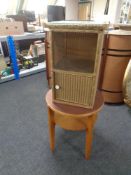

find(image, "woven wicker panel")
[53,71,96,108]
[66,32,97,61]
[53,32,66,67]
[52,32,97,73]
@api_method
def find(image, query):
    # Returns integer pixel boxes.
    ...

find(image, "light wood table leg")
[45,90,103,160]
[48,107,55,152]
[92,113,98,127]
[85,116,94,160]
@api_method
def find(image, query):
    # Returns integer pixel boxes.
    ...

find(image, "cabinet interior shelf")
[54,57,94,73]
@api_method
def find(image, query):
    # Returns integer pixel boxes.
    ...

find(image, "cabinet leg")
[48,107,55,152]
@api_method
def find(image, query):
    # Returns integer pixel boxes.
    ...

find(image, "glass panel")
[53,32,98,73]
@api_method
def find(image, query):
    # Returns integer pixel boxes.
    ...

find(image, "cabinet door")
[53,71,96,108]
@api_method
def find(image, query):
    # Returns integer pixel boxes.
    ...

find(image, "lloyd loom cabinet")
[46,21,108,108]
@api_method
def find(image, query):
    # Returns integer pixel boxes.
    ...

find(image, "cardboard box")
[0,21,24,36]
[35,43,45,56]
[0,55,7,74]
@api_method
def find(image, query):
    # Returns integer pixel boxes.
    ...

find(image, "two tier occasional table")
[45,90,104,159]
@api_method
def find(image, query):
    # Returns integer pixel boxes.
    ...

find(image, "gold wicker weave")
[46,21,108,108]
[123,59,131,107]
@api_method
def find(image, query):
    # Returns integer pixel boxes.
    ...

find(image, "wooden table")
[45,90,104,159]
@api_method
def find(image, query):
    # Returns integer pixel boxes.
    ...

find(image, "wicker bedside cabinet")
[46,21,108,108]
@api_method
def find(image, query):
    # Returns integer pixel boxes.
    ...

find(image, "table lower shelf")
[0,62,46,83]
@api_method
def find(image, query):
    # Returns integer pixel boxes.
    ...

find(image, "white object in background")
[0,42,4,55]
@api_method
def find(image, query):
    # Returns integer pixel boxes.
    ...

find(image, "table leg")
[48,107,55,152]
[92,113,98,127]
[85,116,93,160]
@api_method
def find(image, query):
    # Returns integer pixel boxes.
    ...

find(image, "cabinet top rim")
[45,21,109,31]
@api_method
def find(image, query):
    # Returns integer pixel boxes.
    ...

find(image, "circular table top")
[45,90,104,118]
